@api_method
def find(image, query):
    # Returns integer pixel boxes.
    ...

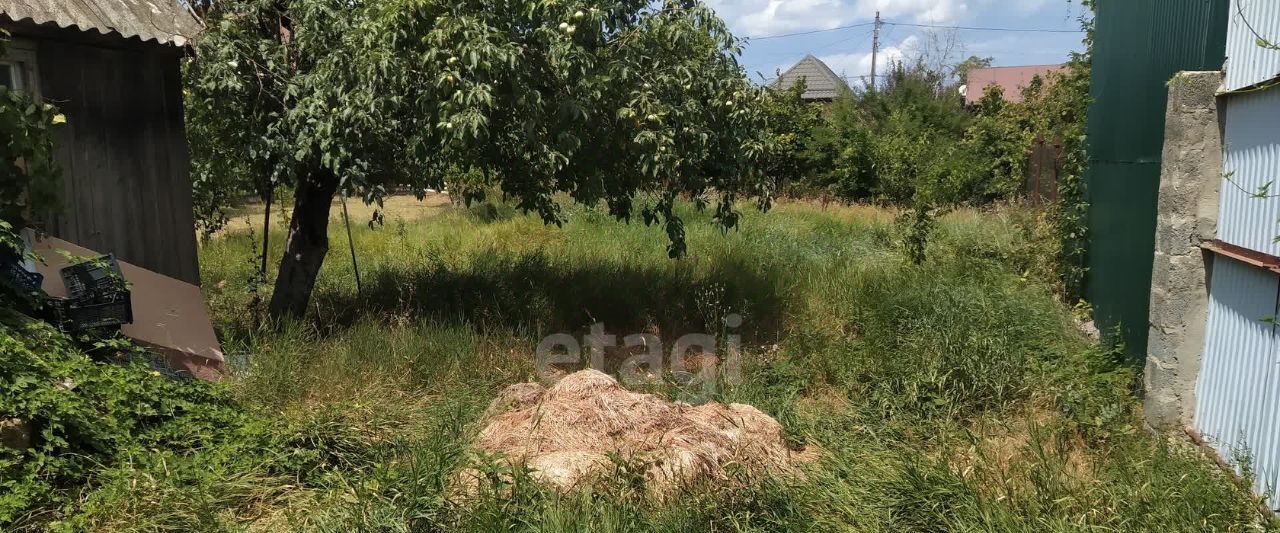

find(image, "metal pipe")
[254,182,273,329]
[341,191,362,296]
[260,185,272,281]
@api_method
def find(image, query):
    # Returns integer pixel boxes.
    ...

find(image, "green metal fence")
[1085,0,1228,355]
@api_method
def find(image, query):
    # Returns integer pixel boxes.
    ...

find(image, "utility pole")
[870,11,881,93]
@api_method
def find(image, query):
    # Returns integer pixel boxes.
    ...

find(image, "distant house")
[963,64,1066,106]
[0,0,203,284]
[772,55,849,102]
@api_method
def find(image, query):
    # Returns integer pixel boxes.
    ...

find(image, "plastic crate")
[53,291,133,331]
[0,248,43,291]
[60,255,127,301]
[1,261,44,291]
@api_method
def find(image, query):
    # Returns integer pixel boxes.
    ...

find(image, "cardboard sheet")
[30,236,224,380]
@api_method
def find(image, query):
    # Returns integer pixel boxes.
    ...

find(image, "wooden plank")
[82,43,108,254]
[141,50,179,280]
[124,48,155,274]
[136,51,166,276]
[36,40,80,239]
[161,56,200,284]
[65,41,98,250]
[110,46,148,272]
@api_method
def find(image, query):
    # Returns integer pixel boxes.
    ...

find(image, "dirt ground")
[214,193,453,237]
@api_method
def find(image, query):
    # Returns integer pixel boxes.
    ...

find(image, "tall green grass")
[9,199,1272,531]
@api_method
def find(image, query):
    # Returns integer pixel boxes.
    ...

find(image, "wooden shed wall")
[35,38,200,285]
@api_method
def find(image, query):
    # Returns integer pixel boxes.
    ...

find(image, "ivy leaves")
[0,68,62,230]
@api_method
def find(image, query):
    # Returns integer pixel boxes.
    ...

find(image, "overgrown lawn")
[3,198,1271,531]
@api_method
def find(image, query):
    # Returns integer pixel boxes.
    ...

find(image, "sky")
[704,0,1092,87]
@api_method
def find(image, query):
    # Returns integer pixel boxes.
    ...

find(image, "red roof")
[965,65,1066,105]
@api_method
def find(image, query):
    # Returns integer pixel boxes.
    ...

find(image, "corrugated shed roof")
[0,0,202,46]
[964,64,1066,105]
[772,55,848,101]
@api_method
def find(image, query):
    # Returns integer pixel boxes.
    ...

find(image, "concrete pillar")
[1145,71,1223,429]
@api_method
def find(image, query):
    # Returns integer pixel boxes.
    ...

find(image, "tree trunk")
[268,170,339,319]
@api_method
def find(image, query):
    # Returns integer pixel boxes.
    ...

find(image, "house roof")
[0,0,202,46]
[772,55,849,100]
[964,64,1066,105]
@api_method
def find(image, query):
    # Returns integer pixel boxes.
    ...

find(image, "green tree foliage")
[865,59,971,138]
[955,55,993,85]
[800,59,978,206]
[187,103,255,242]
[0,34,63,313]
[186,0,773,319]
[957,85,1031,202]
[758,78,821,194]
[799,93,874,199]
[1037,62,1092,299]
[759,20,1092,286]
[947,62,1091,296]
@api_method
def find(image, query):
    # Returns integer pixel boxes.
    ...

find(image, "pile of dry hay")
[471,369,806,491]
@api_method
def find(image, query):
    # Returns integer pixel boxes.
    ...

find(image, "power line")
[812,29,874,54]
[751,29,872,60]
[746,22,875,41]
[883,21,1085,33]
[744,20,1083,41]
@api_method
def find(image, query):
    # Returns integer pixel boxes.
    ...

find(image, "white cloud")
[740,0,1085,82]
[818,34,918,78]
[986,0,1051,14]
[737,0,848,36]
[852,0,968,24]
[707,0,969,37]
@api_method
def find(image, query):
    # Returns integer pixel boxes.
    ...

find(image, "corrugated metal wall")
[1195,256,1280,499]
[1218,87,1280,256]
[1224,0,1280,92]
[1195,0,1280,504]
[1086,0,1229,355]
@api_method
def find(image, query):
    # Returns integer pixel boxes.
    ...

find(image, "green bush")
[783,59,1011,208]
[759,79,823,195]
[0,316,246,527]
[0,314,432,531]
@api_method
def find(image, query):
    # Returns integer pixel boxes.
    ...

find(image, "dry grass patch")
[211,193,453,237]
[949,403,1097,498]
[469,370,809,492]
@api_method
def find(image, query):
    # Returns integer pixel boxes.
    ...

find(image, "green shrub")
[0,316,246,528]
